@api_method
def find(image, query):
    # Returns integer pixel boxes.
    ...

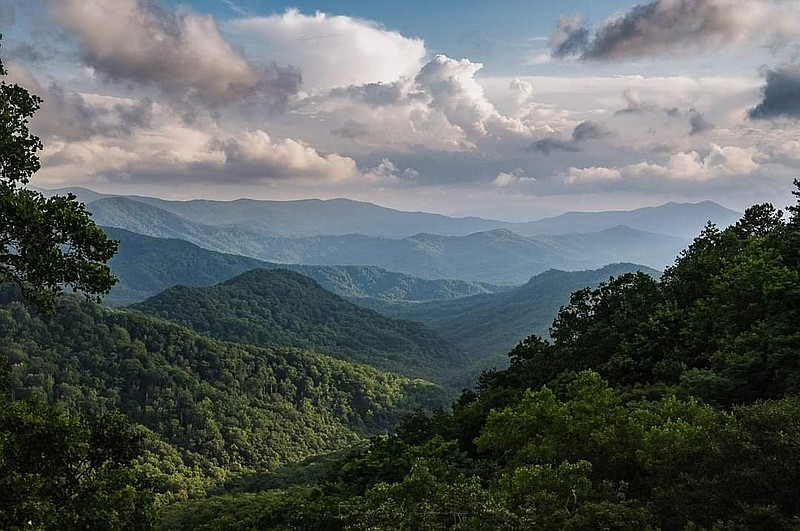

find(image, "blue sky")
[3,0,800,219]
[178,0,633,72]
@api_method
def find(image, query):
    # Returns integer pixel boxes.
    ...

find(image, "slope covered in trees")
[365,263,660,360]
[160,187,800,529]
[131,269,466,385]
[104,227,502,306]
[1,289,446,499]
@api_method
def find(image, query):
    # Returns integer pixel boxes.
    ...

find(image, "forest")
[4,184,800,528]
[154,188,800,530]
[2,38,800,530]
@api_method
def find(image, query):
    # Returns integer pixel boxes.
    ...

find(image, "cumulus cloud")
[493,169,536,187]
[414,55,510,138]
[564,144,760,186]
[309,54,536,151]
[204,130,358,182]
[39,127,361,187]
[748,62,800,120]
[615,88,660,115]
[227,9,425,89]
[45,0,300,108]
[6,60,154,141]
[562,166,622,184]
[329,78,422,107]
[364,158,419,181]
[552,0,799,61]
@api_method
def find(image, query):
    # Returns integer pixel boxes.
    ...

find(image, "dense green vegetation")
[160,186,800,529]
[1,289,446,497]
[104,227,502,306]
[0,47,158,529]
[0,53,116,314]
[364,263,659,362]
[132,269,465,385]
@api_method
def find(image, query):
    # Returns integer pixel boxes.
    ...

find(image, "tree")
[0,401,155,529]
[0,50,117,314]
[0,47,155,528]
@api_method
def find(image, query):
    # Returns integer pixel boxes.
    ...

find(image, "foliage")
[162,185,800,529]
[1,288,446,500]
[0,54,117,314]
[131,268,465,385]
[0,47,154,529]
[0,400,155,529]
[365,263,659,380]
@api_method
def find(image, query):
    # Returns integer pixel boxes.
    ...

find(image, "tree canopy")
[0,52,117,314]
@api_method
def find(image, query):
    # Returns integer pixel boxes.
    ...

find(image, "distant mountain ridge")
[104,227,504,306]
[512,200,741,239]
[48,186,740,240]
[90,197,687,284]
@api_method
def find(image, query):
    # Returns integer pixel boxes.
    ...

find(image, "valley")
[5,1,800,526]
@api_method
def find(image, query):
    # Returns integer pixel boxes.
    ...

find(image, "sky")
[2,0,800,220]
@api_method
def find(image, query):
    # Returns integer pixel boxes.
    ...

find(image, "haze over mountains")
[105,227,503,306]
[54,186,741,240]
[53,187,733,284]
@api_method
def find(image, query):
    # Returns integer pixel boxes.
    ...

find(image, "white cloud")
[46,0,299,107]
[628,144,760,181]
[493,169,537,187]
[776,140,800,160]
[301,55,539,154]
[363,158,419,182]
[562,166,622,184]
[206,129,358,182]
[563,144,761,187]
[227,9,426,89]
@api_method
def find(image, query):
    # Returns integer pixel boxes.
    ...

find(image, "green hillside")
[131,269,466,385]
[364,263,660,361]
[104,227,502,306]
[158,191,800,531]
[1,289,445,498]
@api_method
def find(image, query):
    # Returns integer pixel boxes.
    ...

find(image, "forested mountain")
[63,187,508,238]
[364,263,660,361]
[104,227,503,306]
[131,269,465,385]
[159,189,800,530]
[59,186,738,240]
[0,289,446,498]
[91,198,686,283]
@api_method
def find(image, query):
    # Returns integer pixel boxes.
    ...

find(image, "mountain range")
[104,227,504,306]
[50,186,740,240]
[89,196,686,284]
